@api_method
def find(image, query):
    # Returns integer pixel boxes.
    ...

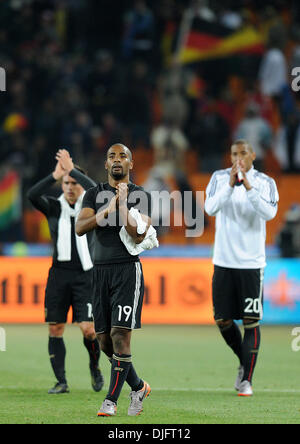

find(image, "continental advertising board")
[0,258,299,324]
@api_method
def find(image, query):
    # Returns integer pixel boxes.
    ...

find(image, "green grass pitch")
[0,324,299,424]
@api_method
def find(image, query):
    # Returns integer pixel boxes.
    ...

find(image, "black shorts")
[45,267,94,324]
[212,265,264,321]
[92,261,144,334]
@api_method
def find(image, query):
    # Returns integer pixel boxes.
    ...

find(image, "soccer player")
[204,139,279,396]
[27,149,104,394]
[76,143,152,416]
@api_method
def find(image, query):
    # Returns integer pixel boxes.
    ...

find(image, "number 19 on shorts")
[117,305,133,322]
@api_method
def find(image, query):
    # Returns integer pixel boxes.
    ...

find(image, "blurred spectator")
[190,0,216,22]
[88,50,119,120]
[214,87,236,133]
[0,0,299,246]
[32,99,60,147]
[143,166,172,237]
[219,7,243,30]
[97,113,124,152]
[158,67,189,129]
[234,102,273,172]
[119,60,153,148]
[147,117,190,230]
[151,119,189,173]
[122,0,155,62]
[277,204,300,257]
[289,25,300,75]
[242,83,274,126]
[30,134,55,183]
[273,115,300,173]
[189,97,230,172]
[149,118,201,235]
[61,109,93,156]
[258,24,288,100]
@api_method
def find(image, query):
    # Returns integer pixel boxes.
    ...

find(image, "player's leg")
[79,321,100,367]
[216,319,243,365]
[48,323,69,393]
[238,318,261,396]
[96,328,130,416]
[238,268,264,396]
[79,322,104,392]
[104,327,134,403]
[98,331,143,391]
[98,262,150,416]
[213,266,243,365]
[216,319,244,391]
[97,332,114,359]
[45,267,70,394]
[100,327,150,416]
[106,328,145,399]
[72,269,103,391]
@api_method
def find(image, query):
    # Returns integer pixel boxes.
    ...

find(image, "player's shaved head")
[107,143,132,161]
[230,138,256,172]
[105,143,133,183]
[231,139,254,154]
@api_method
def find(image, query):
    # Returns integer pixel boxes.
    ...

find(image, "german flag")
[178,18,265,64]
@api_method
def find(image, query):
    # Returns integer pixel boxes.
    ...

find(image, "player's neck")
[108,176,130,188]
[245,165,254,173]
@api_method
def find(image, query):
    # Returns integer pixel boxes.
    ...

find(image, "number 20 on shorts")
[245,298,262,315]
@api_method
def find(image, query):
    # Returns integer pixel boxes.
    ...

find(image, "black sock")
[83,337,100,369]
[218,321,243,365]
[107,356,143,391]
[126,364,144,392]
[242,325,261,384]
[48,337,67,385]
[106,353,132,403]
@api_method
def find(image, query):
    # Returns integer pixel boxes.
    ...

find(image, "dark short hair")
[107,143,132,161]
[231,139,254,153]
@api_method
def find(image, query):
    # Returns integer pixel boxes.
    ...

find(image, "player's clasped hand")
[238,160,252,191]
[55,149,74,174]
[107,194,119,214]
[229,161,239,187]
[96,194,119,224]
[117,183,128,207]
[230,160,252,190]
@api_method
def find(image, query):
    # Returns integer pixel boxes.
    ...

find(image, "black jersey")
[82,182,152,265]
[27,169,96,271]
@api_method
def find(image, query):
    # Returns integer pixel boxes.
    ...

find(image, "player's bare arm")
[76,208,97,236]
[76,194,119,236]
[52,159,66,181]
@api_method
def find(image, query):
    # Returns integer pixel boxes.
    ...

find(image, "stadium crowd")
[1,0,300,243]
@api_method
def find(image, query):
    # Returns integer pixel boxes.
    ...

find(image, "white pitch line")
[154,387,300,394]
[0,386,298,394]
